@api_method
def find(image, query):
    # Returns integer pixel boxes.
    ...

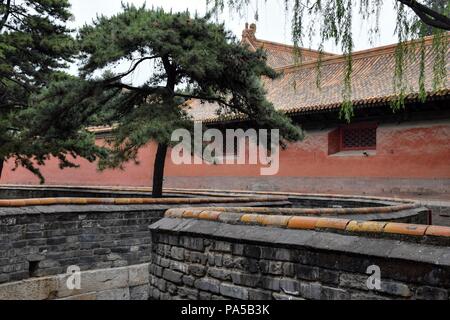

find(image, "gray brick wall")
[0,206,163,284]
[149,219,450,300]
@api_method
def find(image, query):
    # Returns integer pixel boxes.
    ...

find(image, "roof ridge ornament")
[242,22,257,41]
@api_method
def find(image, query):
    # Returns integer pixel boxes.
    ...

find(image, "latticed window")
[340,124,377,151]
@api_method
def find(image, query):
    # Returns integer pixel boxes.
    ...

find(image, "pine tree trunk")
[0,159,3,180]
[152,143,168,198]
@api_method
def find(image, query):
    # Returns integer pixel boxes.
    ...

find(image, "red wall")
[1,121,450,192]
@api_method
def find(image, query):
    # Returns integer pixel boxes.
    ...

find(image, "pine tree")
[75,5,303,197]
[0,0,106,181]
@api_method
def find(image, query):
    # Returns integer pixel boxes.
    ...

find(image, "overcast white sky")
[68,0,400,83]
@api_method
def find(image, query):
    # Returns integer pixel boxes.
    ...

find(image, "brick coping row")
[0,196,287,208]
[0,184,419,208]
[0,185,421,215]
[164,208,450,240]
[1,184,417,204]
[165,188,418,204]
[0,195,417,215]
[169,203,420,215]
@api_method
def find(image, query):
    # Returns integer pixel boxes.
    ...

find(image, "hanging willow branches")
[207,0,449,121]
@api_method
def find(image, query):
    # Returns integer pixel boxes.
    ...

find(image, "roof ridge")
[241,23,336,59]
[252,38,337,56]
[278,34,443,73]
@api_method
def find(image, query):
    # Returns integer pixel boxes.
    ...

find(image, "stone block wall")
[0,205,162,285]
[149,219,450,300]
[0,186,154,199]
[0,263,150,300]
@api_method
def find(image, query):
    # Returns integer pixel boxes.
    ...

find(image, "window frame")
[339,122,378,152]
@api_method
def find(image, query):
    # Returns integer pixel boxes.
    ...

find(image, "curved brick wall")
[0,187,442,300]
[0,204,157,285]
[149,214,450,300]
[0,192,288,286]
[0,185,429,223]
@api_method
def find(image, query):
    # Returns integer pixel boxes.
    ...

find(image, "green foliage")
[208,0,449,121]
[0,0,102,181]
[75,5,303,169]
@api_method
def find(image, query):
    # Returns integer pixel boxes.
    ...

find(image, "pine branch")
[104,55,161,83]
[105,82,168,96]
[0,0,11,32]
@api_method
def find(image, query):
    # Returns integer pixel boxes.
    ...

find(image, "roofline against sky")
[277,33,448,74]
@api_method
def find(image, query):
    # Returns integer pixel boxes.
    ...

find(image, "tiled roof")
[188,32,450,123]
[241,23,336,69]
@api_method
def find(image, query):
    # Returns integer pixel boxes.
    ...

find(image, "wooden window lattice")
[341,126,377,150]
